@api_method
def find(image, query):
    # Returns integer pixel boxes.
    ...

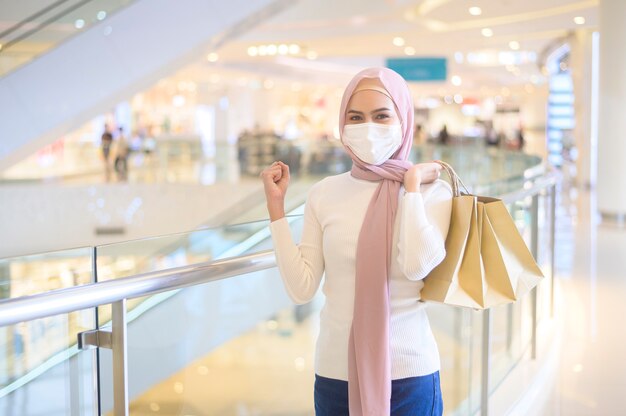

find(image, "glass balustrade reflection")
[0,247,94,301]
[0,311,97,416]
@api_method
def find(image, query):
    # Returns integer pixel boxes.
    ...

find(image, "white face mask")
[342,122,403,165]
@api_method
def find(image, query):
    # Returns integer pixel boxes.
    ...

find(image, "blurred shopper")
[515,127,525,151]
[413,123,427,146]
[100,124,114,182]
[114,127,130,181]
[261,67,451,415]
[485,124,500,147]
[437,124,449,145]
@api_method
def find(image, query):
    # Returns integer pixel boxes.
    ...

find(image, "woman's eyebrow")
[347,107,392,114]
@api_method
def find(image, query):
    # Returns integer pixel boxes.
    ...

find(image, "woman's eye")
[376,113,390,119]
[349,115,362,121]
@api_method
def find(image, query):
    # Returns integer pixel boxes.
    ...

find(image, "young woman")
[261,67,452,416]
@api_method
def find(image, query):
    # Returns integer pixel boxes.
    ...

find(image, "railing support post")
[78,299,128,415]
[550,184,557,318]
[530,194,539,360]
[481,309,491,416]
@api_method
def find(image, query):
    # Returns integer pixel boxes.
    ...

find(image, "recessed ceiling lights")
[267,44,277,55]
[393,37,405,47]
[453,94,463,104]
[278,44,289,55]
[481,28,493,37]
[288,44,300,54]
[306,51,318,60]
[509,41,520,50]
[469,6,482,16]
[574,16,586,25]
[451,75,462,86]
[404,46,416,56]
[247,46,258,57]
[74,19,85,29]
[207,53,219,62]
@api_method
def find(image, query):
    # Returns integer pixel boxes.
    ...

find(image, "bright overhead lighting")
[74,19,85,29]
[451,75,462,86]
[404,46,416,56]
[96,11,107,20]
[267,44,277,55]
[393,37,405,47]
[481,28,493,37]
[247,46,258,57]
[278,44,289,55]
[509,41,520,50]
[207,53,219,62]
[469,7,482,16]
[288,44,300,54]
[306,51,318,60]
[574,16,586,25]
[453,94,463,104]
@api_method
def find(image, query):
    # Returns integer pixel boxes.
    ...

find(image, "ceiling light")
[306,51,318,60]
[74,19,85,29]
[393,37,405,47]
[453,94,463,104]
[574,16,586,25]
[404,46,416,56]
[509,41,520,50]
[247,46,258,57]
[258,45,268,56]
[288,44,300,54]
[96,11,107,20]
[278,44,289,55]
[267,44,277,55]
[451,75,462,86]
[481,28,493,37]
[469,7,482,16]
[207,53,219,62]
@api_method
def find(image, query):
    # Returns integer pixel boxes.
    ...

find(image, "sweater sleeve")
[397,180,453,280]
[269,189,325,304]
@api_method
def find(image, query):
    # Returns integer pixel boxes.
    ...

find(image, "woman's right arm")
[261,162,325,304]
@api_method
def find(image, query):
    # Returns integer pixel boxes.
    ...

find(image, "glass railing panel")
[98,265,313,415]
[0,310,98,415]
[487,196,537,394]
[428,305,483,416]
[0,247,94,301]
[0,0,135,77]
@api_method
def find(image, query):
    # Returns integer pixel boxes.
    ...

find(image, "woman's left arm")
[397,180,453,280]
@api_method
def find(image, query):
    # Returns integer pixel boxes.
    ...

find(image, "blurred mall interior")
[0,0,625,415]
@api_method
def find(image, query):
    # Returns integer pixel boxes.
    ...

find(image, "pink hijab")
[339,67,414,415]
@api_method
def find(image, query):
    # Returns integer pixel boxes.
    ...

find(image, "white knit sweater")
[269,172,452,381]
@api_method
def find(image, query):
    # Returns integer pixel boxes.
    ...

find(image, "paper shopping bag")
[420,161,544,309]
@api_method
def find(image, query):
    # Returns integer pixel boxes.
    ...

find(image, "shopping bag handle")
[433,160,469,197]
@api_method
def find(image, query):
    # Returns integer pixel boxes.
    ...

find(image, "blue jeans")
[314,371,443,416]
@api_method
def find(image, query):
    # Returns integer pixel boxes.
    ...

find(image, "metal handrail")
[0,171,559,328]
[0,250,276,327]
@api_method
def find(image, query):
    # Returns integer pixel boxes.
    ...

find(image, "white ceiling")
[163,0,596,100]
